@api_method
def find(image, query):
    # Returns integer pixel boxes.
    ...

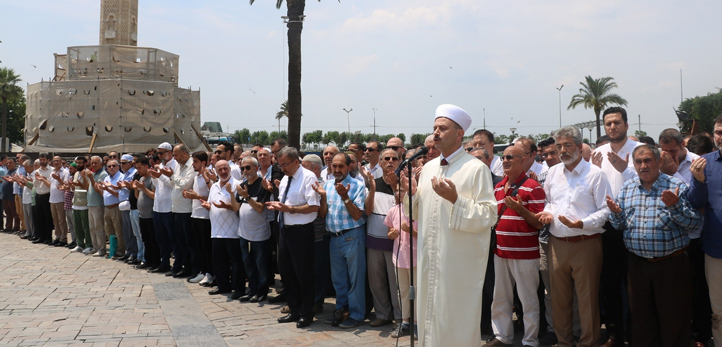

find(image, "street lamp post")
[343,108,353,134]
[587,124,594,144]
[556,85,564,128]
[510,127,517,142]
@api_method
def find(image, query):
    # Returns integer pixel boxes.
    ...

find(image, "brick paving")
[0,233,420,346]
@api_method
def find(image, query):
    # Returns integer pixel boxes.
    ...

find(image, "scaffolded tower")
[24,0,206,153]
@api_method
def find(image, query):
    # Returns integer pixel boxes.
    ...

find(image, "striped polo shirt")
[494,173,545,259]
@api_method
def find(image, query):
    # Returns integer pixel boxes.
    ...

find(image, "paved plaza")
[0,233,423,347]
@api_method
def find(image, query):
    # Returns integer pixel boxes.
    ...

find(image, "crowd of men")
[2,106,721,347]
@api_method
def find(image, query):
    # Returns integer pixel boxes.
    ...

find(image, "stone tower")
[99,0,138,46]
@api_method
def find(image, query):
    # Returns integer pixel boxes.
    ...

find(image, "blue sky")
[2,0,721,143]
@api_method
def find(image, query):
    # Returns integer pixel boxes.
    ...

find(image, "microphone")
[395,147,428,176]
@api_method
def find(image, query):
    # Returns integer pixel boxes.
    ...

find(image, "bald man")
[582,144,592,162]
[386,137,406,157]
[424,135,440,162]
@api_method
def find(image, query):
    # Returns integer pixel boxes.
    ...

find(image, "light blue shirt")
[323,174,366,233]
[103,171,127,205]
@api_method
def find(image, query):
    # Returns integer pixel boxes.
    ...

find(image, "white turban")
[434,104,471,132]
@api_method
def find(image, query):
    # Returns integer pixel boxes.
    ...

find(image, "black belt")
[329,228,353,237]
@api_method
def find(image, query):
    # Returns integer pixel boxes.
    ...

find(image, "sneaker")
[339,317,363,329]
[199,273,213,285]
[187,273,205,283]
[73,246,83,252]
[391,322,409,338]
[93,251,106,257]
[83,248,94,255]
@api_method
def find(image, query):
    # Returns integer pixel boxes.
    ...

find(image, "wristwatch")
[343,198,351,204]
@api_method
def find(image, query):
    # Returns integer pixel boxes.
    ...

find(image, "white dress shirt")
[490,155,504,177]
[152,160,176,213]
[34,166,52,195]
[209,177,240,238]
[593,138,641,196]
[49,168,69,203]
[528,160,543,177]
[171,158,195,213]
[277,166,320,226]
[191,173,210,219]
[365,162,384,179]
[543,159,612,237]
[229,162,243,181]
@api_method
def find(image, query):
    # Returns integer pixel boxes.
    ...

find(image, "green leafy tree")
[0,67,23,151]
[337,132,349,147]
[568,76,628,138]
[323,131,339,145]
[302,129,323,145]
[634,130,648,138]
[410,133,431,146]
[250,130,270,145]
[679,90,722,134]
[234,128,251,144]
[396,133,406,144]
[269,131,288,141]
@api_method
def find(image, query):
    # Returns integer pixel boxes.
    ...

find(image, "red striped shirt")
[494,174,545,259]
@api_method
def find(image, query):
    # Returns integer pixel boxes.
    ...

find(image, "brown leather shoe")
[369,318,392,327]
[600,337,621,347]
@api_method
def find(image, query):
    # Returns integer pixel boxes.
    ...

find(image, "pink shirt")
[384,204,418,269]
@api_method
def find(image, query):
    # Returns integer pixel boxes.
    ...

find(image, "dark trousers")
[212,238,246,293]
[140,217,159,267]
[628,251,692,347]
[314,234,332,306]
[481,239,495,334]
[191,218,213,275]
[690,238,713,343]
[35,193,53,242]
[3,199,19,230]
[152,212,175,268]
[278,223,315,318]
[240,237,270,297]
[172,213,193,273]
[600,223,628,341]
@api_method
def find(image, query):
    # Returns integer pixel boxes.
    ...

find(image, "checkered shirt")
[323,174,366,233]
[609,173,702,258]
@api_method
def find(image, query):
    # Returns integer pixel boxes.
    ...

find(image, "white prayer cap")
[158,142,172,150]
[434,104,471,132]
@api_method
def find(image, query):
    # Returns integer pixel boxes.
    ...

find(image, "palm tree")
[250,0,333,149]
[275,100,289,135]
[0,67,23,152]
[567,76,628,138]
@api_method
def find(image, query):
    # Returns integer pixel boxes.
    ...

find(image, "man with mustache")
[607,144,701,347]
[536,126,612,347]
[401,104,497,346]
[590,107,641,347]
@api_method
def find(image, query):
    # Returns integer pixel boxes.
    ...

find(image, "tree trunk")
[594,107,602,139]
[285,0,305,149]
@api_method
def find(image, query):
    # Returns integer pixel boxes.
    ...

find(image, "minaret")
[99,0,138,46]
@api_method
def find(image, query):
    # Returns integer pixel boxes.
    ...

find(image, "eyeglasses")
[250,150,258,154]
[278,159,296,169]
[540,150,558,158]
[240,165,254,171]
[387,146,400,151]
[501,155,522,161]
[214,150,223,154]
[363,148,377,152]
[120,161,131,164]
[109,155,118,158]
[465,147,474,152]
[107,164,118,167]
[555,143,577,150]
[382,157,399,162]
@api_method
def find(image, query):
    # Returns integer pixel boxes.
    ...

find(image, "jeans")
[329,225,366,321]
[172,212,193,273]
[240,238,270,296]
[130,210,144,261]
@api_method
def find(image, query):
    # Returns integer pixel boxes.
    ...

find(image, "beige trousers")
[50,202,68,242]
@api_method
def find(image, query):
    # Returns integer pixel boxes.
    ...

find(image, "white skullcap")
[435,104,471,132]
[158,142,172,150]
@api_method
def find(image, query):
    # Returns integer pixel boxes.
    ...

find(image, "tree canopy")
[568,76,628,138]
[679,90,722,134]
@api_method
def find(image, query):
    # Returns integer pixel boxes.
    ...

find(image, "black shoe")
[28,236,38,241]
[150,265,171,273]
[43,239,52,245]
[32,238,45,244]
[324,308,347,327]
[50,239,60,246]
[66,242,77,249]
[56,241,68,247]
[277,314,301,323]
[201,280,216,287]
[268,292,287,304]
[296,317,313,328]
[128,258,141,265]
[173,269,193,278]
[250,294,267,303]
[238,293,253,302]
[20,235,29,239]
[124,255,136,263]
[539,331,558,345]
[116,254,130,261]
[209,289,231,295]
[231,291,246,300]
[136,262,151,269]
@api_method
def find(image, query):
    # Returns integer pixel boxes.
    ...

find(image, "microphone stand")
[406,159,416,347]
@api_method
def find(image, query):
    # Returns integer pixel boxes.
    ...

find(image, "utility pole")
[483,108,486,129]
[343,108,353,134]
[638,114,641,133]
[372,108,377,140]
[556,85,564,128]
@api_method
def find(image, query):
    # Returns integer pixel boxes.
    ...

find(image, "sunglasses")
[501,155,522,161]
[120,161,131,164]
[109,155,118,158]
[382,156,399,162]
[465,147,474,152]
[251,150,258,154]
[240,165,254,171]
[214,150,223,154]
[107,164,119,167]
[363,148,377,152]
[387,146,400,151]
